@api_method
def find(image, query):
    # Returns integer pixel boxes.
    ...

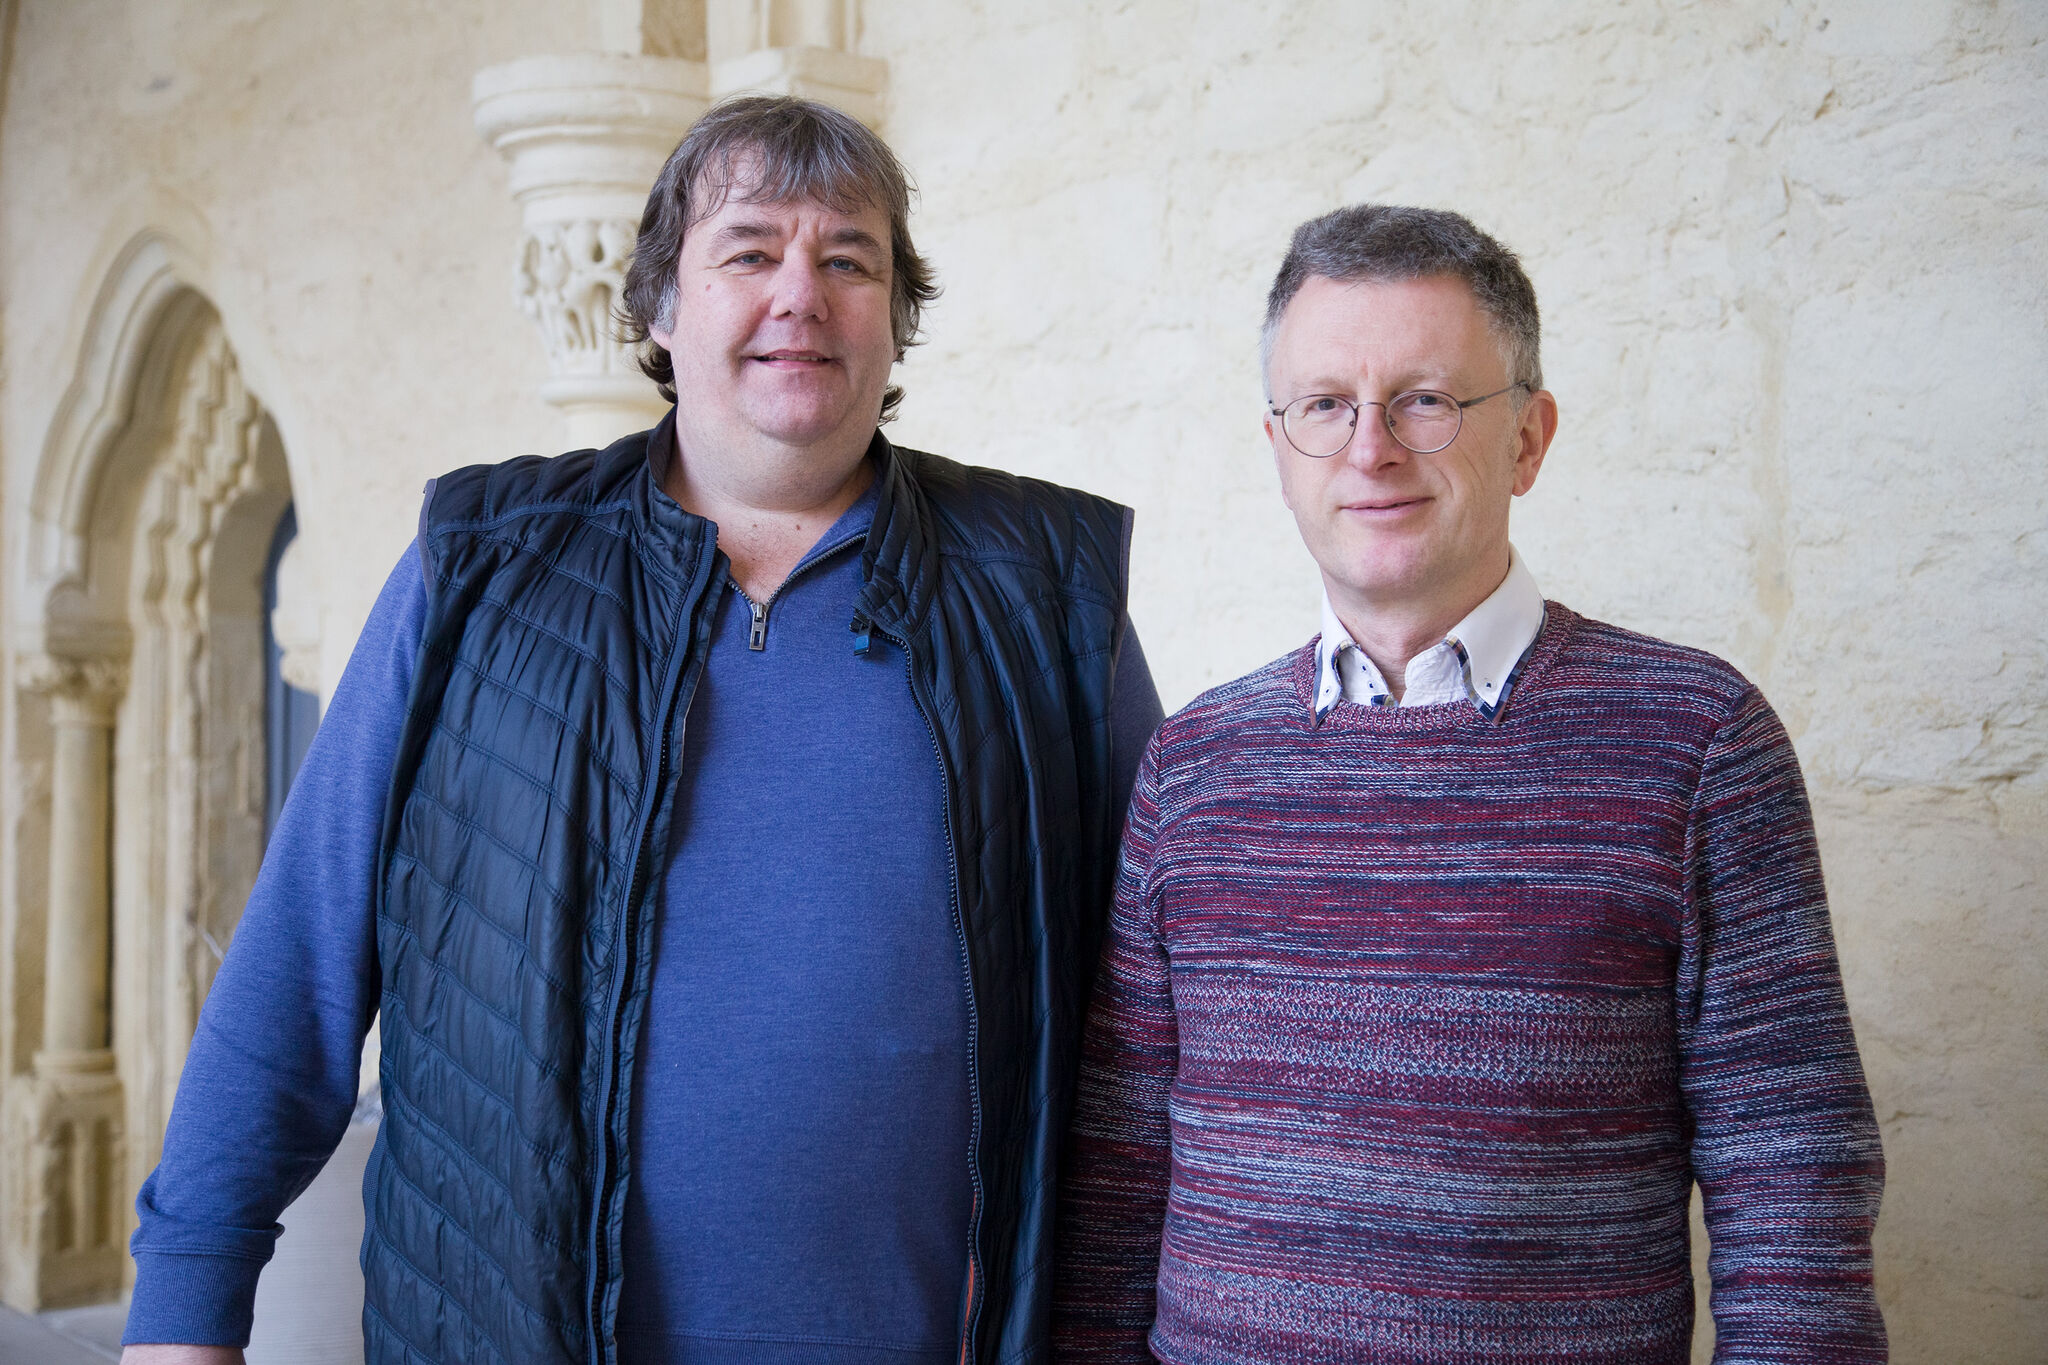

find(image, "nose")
[770,256,830,321]
[1341,402,1408,469]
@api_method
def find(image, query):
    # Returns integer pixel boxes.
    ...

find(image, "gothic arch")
[4,232,296,1309]
[111,310,291,1237]
[24,229,221,658]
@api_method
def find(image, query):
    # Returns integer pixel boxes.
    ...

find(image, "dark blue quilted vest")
[366,413,1129,1365]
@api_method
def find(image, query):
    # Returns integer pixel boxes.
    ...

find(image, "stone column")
[3,656,126,1312]
[40,669,119,1063]
[706,0,887,126]
[473,53,708,451]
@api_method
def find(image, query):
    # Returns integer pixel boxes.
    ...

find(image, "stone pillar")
[706,0,887,126]
[3,656,126,1312]
[473,53,708,451]
[42,674,118,1061]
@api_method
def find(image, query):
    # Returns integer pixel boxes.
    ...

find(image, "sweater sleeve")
[1678,686,1887,1362]
[1054,733,1177,1363]
[124,542,427,1347]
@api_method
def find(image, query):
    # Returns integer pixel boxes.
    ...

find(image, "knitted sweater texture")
[1053,606,1885,1364]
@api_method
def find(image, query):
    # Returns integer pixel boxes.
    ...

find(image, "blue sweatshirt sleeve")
[124,542,427,1347]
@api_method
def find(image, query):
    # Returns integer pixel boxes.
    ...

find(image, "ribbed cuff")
[123,1250,266,1347]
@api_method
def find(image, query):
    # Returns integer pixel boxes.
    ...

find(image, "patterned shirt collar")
[1313,546,1547,720]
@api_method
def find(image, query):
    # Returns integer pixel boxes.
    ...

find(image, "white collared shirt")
[1314,547,1547,720]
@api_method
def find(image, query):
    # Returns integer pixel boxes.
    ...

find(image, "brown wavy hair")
[618,95,940,424]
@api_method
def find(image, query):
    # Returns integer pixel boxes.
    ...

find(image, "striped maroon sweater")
[1054,606,1884,1364]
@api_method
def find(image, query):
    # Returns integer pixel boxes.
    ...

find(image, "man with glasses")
[1053,204,1885,1362]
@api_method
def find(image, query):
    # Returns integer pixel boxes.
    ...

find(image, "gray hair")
[618,95,940,424]
[1260,204,1542,396]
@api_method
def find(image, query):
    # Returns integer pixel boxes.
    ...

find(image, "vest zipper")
[589,529,868,1360]
[586,537,719,1365]
[868,615,985,1365]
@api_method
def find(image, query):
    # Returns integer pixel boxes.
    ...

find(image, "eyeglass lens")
[1282,391,1463,457]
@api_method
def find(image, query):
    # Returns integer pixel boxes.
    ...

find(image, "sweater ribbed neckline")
[1285,602,1582,732]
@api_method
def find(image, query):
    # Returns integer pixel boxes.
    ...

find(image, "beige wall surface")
[0,0,2042,1357]
[868,7,2048,1354]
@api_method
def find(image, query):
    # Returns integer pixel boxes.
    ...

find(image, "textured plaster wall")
[0,0,591,670]
[866,6,2047,1357]
[0,0,2041,1357]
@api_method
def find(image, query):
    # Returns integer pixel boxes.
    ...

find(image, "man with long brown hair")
[123,96,1160,1365]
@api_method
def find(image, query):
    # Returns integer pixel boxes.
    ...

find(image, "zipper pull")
[748,599,769,651]
[850,612,872,656]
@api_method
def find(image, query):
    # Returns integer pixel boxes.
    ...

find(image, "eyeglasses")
[1267,382,1531,457]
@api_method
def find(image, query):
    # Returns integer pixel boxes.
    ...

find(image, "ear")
[647,272,681,352]
[1511,388,1559,497]
[1265,411,1296,512]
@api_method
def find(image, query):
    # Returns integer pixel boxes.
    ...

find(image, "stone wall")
[0,0,2041,1355]
[872,7,2048,1354]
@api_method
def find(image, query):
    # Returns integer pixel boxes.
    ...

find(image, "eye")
[1401,390,1452,411]
[1306,396,1345,415]
[727,250,770,267]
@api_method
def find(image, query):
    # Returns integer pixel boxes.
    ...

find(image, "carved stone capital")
[474,53,706,446]
[473,53,708,224]
[269,534,324,695]
[517,217,642,381]
[16,655,126,725]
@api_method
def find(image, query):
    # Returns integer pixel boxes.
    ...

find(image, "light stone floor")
[0,1301,124,1363]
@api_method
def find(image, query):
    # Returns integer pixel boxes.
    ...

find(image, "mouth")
[1343,496,1430,514]
[750,349,836,368]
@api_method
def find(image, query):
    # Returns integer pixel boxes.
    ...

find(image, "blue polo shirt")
[127,481,1162,1357]
[617,480,964,1362]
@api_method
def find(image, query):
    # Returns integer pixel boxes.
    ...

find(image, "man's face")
[652,179,897,461]
[1265,273,1555,623]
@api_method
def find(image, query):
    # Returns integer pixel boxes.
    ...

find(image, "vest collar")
[625,406,711,556]
[635,409,896,596]
[857,430,935,638]
[627,412,929,639]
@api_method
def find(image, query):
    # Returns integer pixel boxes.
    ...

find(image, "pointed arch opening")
[4,236,304,1310]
